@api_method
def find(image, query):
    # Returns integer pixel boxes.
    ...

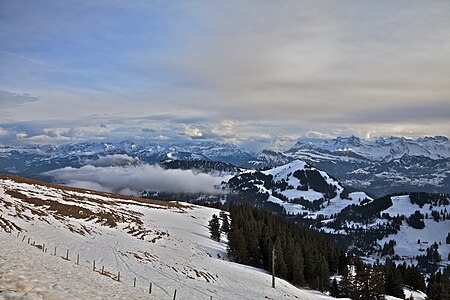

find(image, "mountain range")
[1,135,449,196]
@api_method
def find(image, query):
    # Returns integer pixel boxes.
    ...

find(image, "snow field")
[0,178,336,300]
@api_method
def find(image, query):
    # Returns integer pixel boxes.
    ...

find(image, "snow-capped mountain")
[287,135,450,162]
[1,135,449,197]
[246,149,294,170]
[0,141,252,179]
[0,175,335,300]
[248,136,450,197]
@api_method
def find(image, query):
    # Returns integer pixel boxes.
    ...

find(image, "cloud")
[183,125,204,139]
[0,1,449,145]
[84,154,140,167]
[0,91,38,107]
[44,164,231,195]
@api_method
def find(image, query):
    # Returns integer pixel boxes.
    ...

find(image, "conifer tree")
[385,264,405,298]
[330,278,340,297]
[340,265,353,298]
[220,211,230,234]
[208,214,221,241]
[274,238,288,279]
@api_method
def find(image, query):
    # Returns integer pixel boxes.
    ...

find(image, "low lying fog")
[45,156,232,195]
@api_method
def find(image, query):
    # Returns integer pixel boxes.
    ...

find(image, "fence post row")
[12,232,203,299]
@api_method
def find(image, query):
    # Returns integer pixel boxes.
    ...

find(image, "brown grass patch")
[0,174,185,209]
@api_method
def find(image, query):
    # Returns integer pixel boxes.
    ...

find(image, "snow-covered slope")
[275,136,450,197]
[0,140,252,178]
[320,193,450,272]
[288,136,450,162]
[246,149,293,169]
[0,175,334,300]
[227,160,371,218]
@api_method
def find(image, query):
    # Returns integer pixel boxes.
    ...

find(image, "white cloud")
[44,164,231,195]
[1,2,450,145]
[183,126,203,138]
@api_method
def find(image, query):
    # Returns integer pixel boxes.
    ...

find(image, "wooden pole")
[17,232,20,238]
[148,282,152,294]
[22,236,25,242]
[27,237,30,244]
[66,249,69,260]
[93,260,96,271]
[173,289,177,300]
[133,277,136,287]
[117,272,120,282]
[272,245,276,288]
[43,243,45,252]
[101,266,104,275]
[54,246,57,256]
[77,254,79,265]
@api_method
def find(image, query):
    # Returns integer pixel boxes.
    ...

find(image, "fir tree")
[274,238,288,279]
[208,214,221,241]
[220,211,230,233]
[330,278,340,298]
[385,263,405,298]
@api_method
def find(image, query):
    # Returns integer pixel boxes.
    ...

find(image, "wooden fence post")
[42,243,45,252]
[16,232,20,238]
[117,271,120,282]
[22,236,25,242]
[77,254,79,265]
[173,289,177,300]
[133,277,136,287]
[93,260,96,271]
[66,249,69,260]
[54,246,57,256]
[149,282,152,294]
[101,266,104,275]
[27,237,30,244]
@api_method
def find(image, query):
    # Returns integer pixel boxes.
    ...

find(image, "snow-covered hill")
[249,136,450,196]
[0,175,334,300]
[224,162,450,274]
[226,160,371,219]
[321,193,450,272]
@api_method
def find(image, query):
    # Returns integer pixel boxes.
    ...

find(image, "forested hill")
[319,192,450,274]
[220,204,449,299]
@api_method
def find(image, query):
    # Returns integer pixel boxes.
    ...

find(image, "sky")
[1,0,449,151]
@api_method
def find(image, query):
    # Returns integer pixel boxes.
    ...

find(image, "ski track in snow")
[0,178,337,300]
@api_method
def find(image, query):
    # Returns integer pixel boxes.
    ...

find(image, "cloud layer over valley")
[44,163,231,195]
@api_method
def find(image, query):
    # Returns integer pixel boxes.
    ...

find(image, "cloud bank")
[44,164,231,195]
[1,1,449,147]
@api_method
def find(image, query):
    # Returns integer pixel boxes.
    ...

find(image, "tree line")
[208,204,450,299]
